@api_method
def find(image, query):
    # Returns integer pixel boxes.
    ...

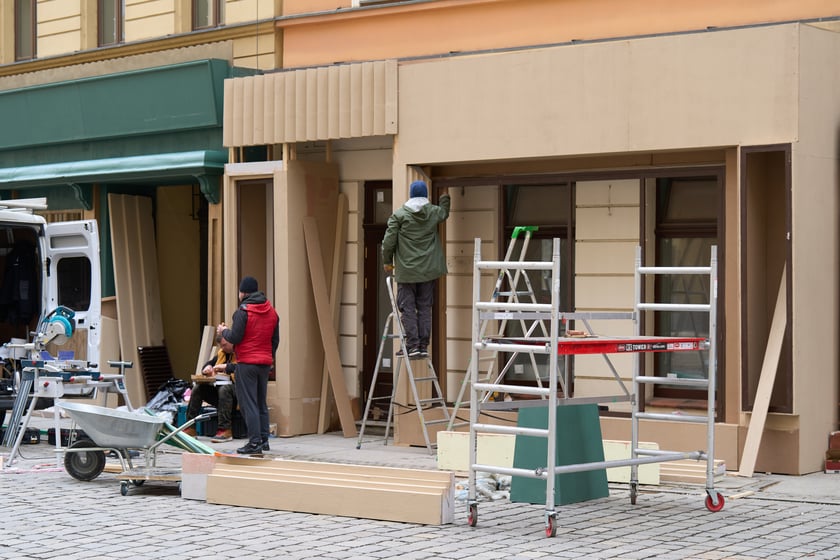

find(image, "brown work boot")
[183,426,197,437]
[211,429,233,443]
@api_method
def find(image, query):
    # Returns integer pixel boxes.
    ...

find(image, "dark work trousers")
[396,280,434,351]
[234,363,271,446]
[187,382,236,430]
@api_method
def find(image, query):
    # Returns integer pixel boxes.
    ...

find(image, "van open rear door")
[44,220,101,366]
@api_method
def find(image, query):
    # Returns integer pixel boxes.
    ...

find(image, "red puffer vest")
[235,300,278,365]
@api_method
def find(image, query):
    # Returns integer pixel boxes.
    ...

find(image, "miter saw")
[35,306,76,348]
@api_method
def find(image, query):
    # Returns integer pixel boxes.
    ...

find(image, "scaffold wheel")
[467,504,478,527]
[545,515,557,538]
[705,492,725,512]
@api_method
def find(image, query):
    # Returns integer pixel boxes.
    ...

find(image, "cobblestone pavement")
[2,435,839,560]
[0,418,840,560]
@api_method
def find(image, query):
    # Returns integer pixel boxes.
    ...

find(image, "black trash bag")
[144,378,191,413]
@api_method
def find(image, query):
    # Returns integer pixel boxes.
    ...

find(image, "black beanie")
[239,276,258,293]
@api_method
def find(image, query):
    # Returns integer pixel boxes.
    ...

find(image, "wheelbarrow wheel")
[64,439,106,481]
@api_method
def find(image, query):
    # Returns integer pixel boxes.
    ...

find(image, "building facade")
[1,0,838,474]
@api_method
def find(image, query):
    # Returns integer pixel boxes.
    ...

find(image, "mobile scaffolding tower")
[465,238,723,538]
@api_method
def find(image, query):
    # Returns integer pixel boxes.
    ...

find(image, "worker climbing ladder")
[356,275,450,454]
[448,226,548,429]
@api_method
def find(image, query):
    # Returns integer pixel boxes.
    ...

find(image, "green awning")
[0,150,227,203]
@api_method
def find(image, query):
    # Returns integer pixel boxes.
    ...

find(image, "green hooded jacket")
[382,194,451,283]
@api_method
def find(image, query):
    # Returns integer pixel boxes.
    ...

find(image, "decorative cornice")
[0,20,271,79]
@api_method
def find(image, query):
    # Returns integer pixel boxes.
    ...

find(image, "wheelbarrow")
[58,401,214,495]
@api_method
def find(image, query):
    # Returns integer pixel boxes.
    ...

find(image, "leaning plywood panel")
[109,194,165,407]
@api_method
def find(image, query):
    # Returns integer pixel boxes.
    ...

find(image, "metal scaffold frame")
[465,238,721,538]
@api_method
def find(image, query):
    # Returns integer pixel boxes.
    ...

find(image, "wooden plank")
[661,459,726,484]
[303,217,357,437]
[207,473,452,525]
[318,193,348,433]
[737,267,787,478]
[214,455,453,484]
[194,325,216,376]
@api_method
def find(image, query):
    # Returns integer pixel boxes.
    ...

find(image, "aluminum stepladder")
[448,225,548,430]
[356,275,450,454]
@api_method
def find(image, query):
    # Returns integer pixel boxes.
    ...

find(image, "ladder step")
[413,376,437,382]
[418,398,446,406]
[423,419,450,426]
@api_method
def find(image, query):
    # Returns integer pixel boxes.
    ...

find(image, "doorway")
[361,181,393,419]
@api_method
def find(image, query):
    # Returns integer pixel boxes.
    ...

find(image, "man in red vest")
[218,276,279,455]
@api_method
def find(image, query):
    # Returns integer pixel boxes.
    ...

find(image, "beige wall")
[273,160,340,436]
[573,179,639,411]
[329,137,394,403]
[443,185,499,397]
[396,25,799,169]
[791,24,840,473]
[385,23,840,473]
[156,186,202,378]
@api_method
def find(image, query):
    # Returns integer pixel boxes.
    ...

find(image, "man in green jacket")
[382,180,451,359]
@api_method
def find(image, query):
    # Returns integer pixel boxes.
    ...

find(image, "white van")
[0,198,101,367]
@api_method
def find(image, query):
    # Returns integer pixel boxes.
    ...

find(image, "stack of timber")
[206,455,455,525]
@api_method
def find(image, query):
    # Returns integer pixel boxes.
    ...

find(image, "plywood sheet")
[738,268,787,477]
[108,194,165,407]
[303,217,356,437]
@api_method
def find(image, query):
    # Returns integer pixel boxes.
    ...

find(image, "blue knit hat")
[409,180,428,199]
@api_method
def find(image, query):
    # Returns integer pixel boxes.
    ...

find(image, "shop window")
[194,0,224,30]
[653,177,719,400]
[502,183,573,387]
[15,0,36,61]
[98,0,123,47]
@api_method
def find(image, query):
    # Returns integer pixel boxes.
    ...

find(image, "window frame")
[98,0,124,47]
[193,0,224,30]
[645,171,725,407]
[14,0,36,62]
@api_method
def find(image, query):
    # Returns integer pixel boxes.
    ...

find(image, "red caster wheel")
[705,492,725,512]
[467,504,478,527]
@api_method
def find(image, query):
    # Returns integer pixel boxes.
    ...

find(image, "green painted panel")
[510,404,609,506]
[0,59,232,150]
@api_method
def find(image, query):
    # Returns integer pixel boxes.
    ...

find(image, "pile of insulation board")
[198,454,455,525]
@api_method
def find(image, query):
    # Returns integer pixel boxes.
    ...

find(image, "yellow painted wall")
[125,0,176,42]
[0,0,274,68]
[226,0,275,24]
[37,0,82,58]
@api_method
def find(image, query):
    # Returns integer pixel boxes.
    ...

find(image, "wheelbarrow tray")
[59,401,165,449]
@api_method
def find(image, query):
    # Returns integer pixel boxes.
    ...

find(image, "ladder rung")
[418,398,446,406]
[413,376,437,382]
[423,419,450,426]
